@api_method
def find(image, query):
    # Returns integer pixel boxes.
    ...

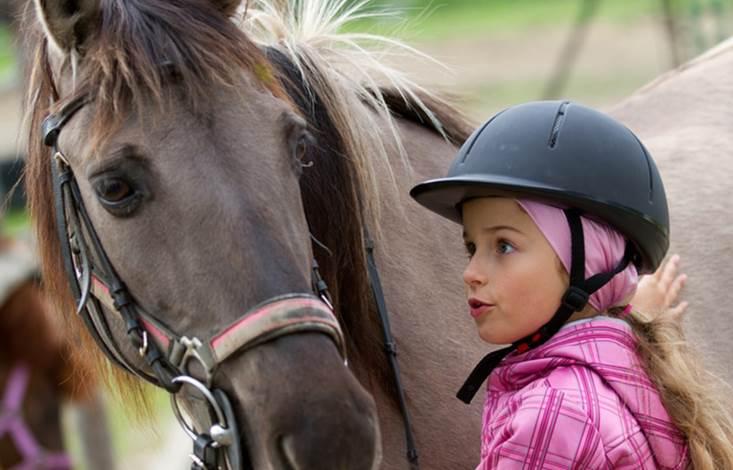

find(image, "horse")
[608,39,733,384]
[0,235,115,469]
[21,0,733,469]
[22,0,481,467]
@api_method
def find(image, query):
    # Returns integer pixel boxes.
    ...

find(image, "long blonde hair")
[621,307,733,469]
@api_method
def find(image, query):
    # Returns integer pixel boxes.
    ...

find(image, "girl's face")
[462,197,568,345]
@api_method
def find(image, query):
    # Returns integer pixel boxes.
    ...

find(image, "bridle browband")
[43,96,347,470]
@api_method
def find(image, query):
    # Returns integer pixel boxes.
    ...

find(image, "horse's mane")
[23,0,472,408]
[245,0,473,394]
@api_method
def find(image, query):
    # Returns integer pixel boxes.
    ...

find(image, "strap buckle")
[561,286,589,312]
[169,336,217,385]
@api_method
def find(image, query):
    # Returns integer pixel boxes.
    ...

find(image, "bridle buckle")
[169,336,217,385]
[53,151,70,166]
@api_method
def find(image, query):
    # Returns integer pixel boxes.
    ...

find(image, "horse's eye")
[95,177,134,203]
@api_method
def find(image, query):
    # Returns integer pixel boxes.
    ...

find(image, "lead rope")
[364,233,420,470]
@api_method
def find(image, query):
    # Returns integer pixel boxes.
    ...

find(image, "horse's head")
[27,0,379,467]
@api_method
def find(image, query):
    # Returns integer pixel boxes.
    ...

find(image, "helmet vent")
[634,135,656,202]
[548,101,571,149]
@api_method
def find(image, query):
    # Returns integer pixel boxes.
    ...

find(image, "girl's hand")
[633,254,688,319]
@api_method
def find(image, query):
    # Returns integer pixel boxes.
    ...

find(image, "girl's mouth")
[468,297,495,318]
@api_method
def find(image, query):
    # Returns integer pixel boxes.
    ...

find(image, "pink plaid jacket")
[477,317,689,469]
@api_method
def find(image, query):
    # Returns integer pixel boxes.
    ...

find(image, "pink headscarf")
[516,199,638,312]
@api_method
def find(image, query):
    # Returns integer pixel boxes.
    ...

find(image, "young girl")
[410,101,733,469]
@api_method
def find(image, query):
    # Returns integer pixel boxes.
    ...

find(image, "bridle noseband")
[43,97,347,470]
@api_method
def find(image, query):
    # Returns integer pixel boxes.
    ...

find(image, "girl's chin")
[477,329,515,345]
[477,323,530,345]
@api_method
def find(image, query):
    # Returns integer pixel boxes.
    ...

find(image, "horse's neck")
[610,39,733,134]
[609,42,733,387]
[363,115,488,469]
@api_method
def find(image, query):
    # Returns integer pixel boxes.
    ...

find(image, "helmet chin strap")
[457,209,634,404]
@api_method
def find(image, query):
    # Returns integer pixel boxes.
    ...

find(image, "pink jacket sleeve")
[478,387,609,470]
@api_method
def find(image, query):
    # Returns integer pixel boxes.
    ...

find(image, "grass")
[349,0,660,40]
[0,26,15,81]
[1,208,28,236]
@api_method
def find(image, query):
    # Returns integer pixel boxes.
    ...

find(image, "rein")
[266,47,420,469]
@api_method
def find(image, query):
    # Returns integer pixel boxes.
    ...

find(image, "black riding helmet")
[410,100,669,274]
[409,101,670,404]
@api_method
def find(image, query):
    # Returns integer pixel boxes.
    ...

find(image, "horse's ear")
[212,0,242,16]
[34,0,101,55]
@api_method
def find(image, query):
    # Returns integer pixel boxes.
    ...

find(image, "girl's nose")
[463,257,488,287]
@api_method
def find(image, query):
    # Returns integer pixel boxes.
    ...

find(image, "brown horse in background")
[0,235,115,469]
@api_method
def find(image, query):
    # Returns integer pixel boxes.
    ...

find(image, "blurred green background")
[356,0,732,118]
[1,0,732,468]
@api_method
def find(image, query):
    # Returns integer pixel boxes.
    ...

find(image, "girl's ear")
[34,0,101,55]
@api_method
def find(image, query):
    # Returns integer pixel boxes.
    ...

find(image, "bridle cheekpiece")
[42,96,346,470]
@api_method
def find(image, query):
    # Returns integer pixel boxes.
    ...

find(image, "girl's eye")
[95,177,134,203]
[464,242,476,258]
[497,240,515,254]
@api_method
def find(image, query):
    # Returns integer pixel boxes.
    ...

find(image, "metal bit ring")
[170,375,228,446]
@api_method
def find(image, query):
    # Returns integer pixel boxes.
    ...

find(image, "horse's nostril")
[275,407,379,470]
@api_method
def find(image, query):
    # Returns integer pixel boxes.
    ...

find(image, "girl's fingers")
[663,273,687,308]
[652,260,664,281]
[659,254,680,289]
[668,301,689,321]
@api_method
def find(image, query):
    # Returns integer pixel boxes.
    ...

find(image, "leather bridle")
[43,96,347,470]
[43,51,421,469]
